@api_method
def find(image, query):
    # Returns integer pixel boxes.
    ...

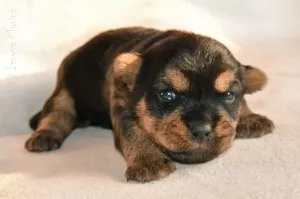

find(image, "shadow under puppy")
[25,27,274,182]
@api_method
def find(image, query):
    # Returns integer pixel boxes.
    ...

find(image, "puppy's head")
[113,32,268,163]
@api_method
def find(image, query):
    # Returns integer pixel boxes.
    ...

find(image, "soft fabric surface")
[1,0,299,198]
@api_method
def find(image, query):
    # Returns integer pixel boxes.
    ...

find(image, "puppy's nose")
[191,124,212,142]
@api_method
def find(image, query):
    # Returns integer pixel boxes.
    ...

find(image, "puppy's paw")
[125,158,176,183]
[25,130,61,152]
[236,114,274,139]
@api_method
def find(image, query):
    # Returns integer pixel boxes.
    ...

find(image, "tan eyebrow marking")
[164,69,189,91]
[214,70,235,92]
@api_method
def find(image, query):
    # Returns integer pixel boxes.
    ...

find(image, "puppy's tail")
[29,111,41,130]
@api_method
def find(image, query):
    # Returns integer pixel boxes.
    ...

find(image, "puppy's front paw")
[236,114,274,138]
[25,130,61,152]
[125,158,176,183]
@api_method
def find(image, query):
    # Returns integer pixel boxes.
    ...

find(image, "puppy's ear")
[112,53,142,91]
[243,65,268,94]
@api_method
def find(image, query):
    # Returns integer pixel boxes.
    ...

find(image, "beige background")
[0,0,299,198]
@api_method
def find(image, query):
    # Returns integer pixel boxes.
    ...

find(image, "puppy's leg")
[29,110,41,130]
[25,88,76,152]
[123,128,176,183]
[112,107,175,183]
[110,52,175,182]
[235,98,274,138]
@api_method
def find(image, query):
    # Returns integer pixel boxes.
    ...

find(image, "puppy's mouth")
[161,144,219,164]
[160,130,235,164]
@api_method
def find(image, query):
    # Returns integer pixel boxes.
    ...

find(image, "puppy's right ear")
[243,65,268,94]
[112,53,142,91]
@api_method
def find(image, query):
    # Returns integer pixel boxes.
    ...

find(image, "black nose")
[191,124,212,141]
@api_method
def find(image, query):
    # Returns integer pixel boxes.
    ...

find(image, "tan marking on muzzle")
[214,109,237,153]
[136,99,199,152]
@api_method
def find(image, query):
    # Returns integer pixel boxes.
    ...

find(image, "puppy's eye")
[221,92,235,103]
[159,90,177,101]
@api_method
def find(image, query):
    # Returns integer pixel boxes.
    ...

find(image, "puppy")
[25,27,274,182]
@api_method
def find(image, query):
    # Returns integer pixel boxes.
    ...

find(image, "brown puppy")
[25,27,274,182]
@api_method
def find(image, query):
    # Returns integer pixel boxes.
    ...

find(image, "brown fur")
[113,53,142,91]
[109,55,177,182]
[36,90,75,132]
[122,125,176,182]
[136,99,155,134]
[214,70,235,92]
[136,99,199,152]
[236,114,274,138]
[25,89,76,151]
[24,27,274,182]
[244,66,268,94]
[164,69,189,92]
[214,109,236,153]
[235,98,274,138]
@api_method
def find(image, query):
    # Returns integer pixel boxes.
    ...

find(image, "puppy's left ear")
[243,65,268,94]
[112,53,142,91]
